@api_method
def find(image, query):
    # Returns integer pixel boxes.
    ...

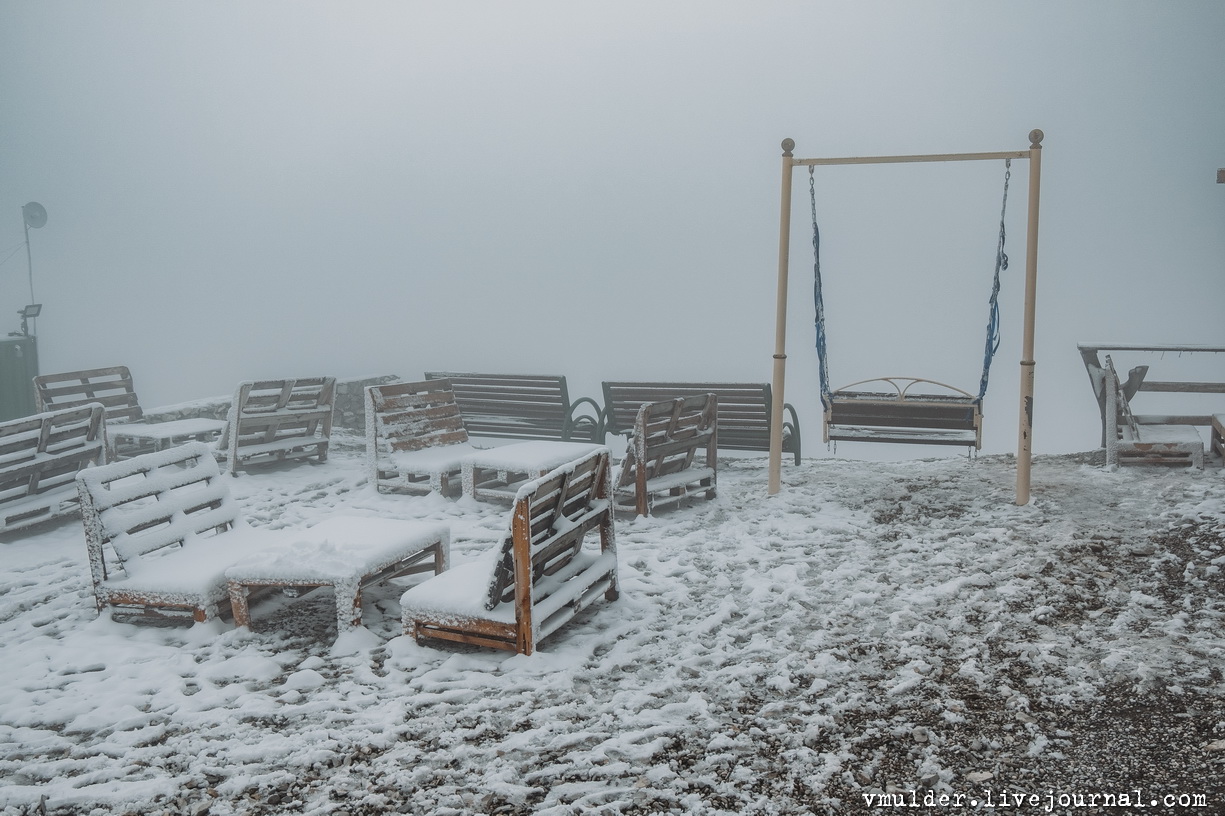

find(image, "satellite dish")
[22,202,47,229]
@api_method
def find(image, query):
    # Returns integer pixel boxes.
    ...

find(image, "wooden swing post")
[768,130,1044,505]
[768,139,797,495]
[1015,129,1044,505]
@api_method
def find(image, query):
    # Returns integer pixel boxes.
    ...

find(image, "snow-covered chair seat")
[33,365,226,460]
[402,448,618,655]
[366,378,482,496]
[214,377,335,475]
[77,442,448,624]
[0,404,107,533]
[613,394,717,517]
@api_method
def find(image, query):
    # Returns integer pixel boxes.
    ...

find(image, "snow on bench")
[0,404,107,533]
[401,448,618,655]
[78,441,448,625]
[613,394,717,516]
[215,377,335,474]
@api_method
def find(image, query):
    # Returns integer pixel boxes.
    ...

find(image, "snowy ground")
[2,433,1224,816]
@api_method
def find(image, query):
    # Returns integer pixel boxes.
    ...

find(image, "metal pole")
[768,139,796,495]
[1015,129,1043,505]
[23,218,34,303]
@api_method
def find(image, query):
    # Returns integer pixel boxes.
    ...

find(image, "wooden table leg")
[228,582,252,627]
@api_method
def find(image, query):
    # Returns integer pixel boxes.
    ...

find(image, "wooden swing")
[767,132,1045,504]
[812,160,1012,452]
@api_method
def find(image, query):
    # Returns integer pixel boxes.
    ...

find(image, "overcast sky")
[2,1,1222,458]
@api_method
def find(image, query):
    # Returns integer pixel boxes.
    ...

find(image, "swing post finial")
[781,138,795,158]
[1029,129,1044,148]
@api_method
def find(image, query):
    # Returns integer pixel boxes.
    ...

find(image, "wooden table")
[225,516,449,633]
[461,441,605,502]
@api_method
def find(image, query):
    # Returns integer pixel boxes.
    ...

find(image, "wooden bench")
[601,381,801,464]
[424,372,602,442]
[33,365,226,459]
[216,377,335,474]
[1079,343,1225,451]
[1213,414,1225,462]
[614,394,717,516]
[401,448,617,655]
[0,404,106,533]
[824,377,982,450]
[78,442,449,625]
[365,378,484,496]
[1103,355,1204,469]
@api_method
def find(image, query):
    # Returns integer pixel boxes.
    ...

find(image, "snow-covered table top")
[461,441,604,473]
[461,441,607,502]
[108,417,228,442]
[224,516,448,584]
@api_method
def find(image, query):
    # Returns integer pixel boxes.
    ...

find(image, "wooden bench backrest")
[485,448,611,612]
[77,442,238,582]
[34,366,143,423]
[616,394,717,495]
[0,404,107,525]
[366,378,469,455]
[424,372,575,441]
[220,377,335,450]
[602,381,772,450]
[826,392,979,432]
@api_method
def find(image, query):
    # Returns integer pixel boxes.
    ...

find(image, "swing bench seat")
[823,378,982,450]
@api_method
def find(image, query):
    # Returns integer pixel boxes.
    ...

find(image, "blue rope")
[976,159,1011,403]
[811,160,1010,408]
[809,167,832,409]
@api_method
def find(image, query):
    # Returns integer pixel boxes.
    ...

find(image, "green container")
[0,336,39,421]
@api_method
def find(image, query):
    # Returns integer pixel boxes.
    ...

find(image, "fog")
[2,1,1222,458]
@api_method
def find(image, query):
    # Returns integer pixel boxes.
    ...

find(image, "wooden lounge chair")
[0,404,106,533]
[216,377,335,474]
[365,378,485,496]
[614,394,717,516]
[401,448,617,655]
[33,365,225,459]
[78,442,448,624]
[1103,356,1204,468]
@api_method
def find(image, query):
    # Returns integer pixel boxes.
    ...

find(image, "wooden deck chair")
[365,378,484,496]
[1104,356,1204,468]
[33,365,225,459]
[614,394,717,516]
[216,377,335,474]
[0,403,107,533]
[401,448,617,655]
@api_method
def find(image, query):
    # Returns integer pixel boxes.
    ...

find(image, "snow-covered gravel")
[2,434,1223,815]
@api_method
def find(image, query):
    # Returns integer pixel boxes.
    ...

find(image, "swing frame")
[768,130,1044,505]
